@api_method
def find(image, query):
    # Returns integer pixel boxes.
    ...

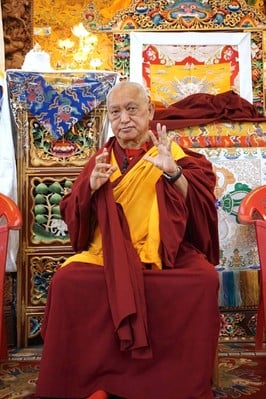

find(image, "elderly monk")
[36,81,220,399]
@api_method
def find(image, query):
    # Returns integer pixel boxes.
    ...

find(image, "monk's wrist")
[163,166,183,183]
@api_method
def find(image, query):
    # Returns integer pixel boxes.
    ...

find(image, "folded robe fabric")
[151,90,266,129]
[97,182,151,358]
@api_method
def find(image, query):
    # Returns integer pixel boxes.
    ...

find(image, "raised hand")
[90,148,117,192]
[144,123,178,175]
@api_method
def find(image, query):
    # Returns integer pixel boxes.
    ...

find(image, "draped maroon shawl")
[151,90,266,130]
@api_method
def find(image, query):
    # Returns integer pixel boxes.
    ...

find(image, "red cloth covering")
[151,90,266,130]
[36,137,220,399]
[37,263,219,399]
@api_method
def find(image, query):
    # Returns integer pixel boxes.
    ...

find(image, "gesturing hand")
[90,148,117,192]
[144,123,178,175]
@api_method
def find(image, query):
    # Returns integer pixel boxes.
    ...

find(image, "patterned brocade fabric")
[6,70,118,138]
[172,121,266,148]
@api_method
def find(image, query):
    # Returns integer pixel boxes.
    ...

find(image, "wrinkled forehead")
[107,85,148,108]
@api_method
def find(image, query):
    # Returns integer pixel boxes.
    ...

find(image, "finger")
[94,165,117,179]
[148,129,159,146]
[157,124,168,146]
[143,154,154,164]
[106,165,117,174]
[166,138,172,152]
[156,123,162,134]
[156,123,163,142]
[161,125,167,140]
[96,155,107,164]
[96,148,108,163]
[95,162,111,170]
[161,124,167,137]
[143,155,160,169]
[95,155,103,164]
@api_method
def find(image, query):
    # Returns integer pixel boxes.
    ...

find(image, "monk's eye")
[127,106,138,115]
[110,109,120,117]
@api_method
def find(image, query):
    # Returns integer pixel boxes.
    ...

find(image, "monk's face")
[107,84,154,148]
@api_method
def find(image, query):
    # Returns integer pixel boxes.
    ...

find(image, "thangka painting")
[194,146,266,272]
[130,32,253,107]
[194,146,266,308]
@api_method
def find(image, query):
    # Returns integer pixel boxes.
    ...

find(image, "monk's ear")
[148,102,155,119]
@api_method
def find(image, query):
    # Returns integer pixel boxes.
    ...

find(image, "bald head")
[107,81,150,108]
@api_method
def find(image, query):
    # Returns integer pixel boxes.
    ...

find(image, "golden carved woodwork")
[1,1,265,70]
[1,0,33,69]
[33,0,113,70]
[33,1,266,72]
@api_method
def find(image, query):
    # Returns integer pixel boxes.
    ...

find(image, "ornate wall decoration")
[7,70,118,346]
[30,255,66,306]
[30,176,73,245]
[109,2,266,113]
[6,71,118,167]
[194,146,266,271]
[193,146,265,330]
[1,0,33,68]
[85,0,266,31]
[31,1,266,111]
[246,0,266,13]
[33,0,113,70]
[250,30,264,112]
[170,120,266,148]
[219,310,257,341]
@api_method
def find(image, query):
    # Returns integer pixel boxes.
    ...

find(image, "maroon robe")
[151,90,266,130]
[36,137,220,399]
